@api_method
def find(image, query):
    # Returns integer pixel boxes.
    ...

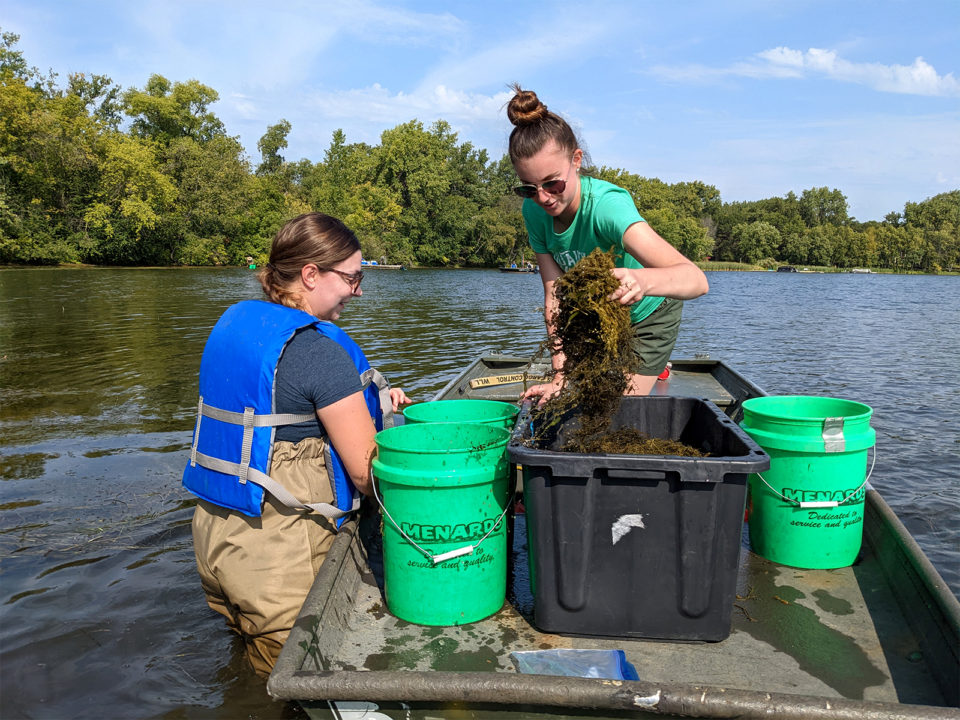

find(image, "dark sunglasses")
[513,178,567,199]
[318,267,363,291]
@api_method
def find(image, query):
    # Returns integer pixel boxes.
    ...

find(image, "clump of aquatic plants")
[571,427,705,457]
[528,248,704,457]
[529,248,631,449]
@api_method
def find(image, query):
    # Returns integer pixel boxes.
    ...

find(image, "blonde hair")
[257,213,360,311]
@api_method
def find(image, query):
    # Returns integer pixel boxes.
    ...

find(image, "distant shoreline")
[2,263,956,276]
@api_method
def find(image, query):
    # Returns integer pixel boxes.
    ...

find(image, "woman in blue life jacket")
[505,86,709,403]
[183,212,409,677]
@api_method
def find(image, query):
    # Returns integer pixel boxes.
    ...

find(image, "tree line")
[2,31,957,272]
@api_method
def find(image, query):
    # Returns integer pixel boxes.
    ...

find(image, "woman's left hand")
[608,268,645,305]
[389,387,412,412]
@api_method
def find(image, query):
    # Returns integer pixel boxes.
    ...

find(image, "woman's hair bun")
[507,84,548,127]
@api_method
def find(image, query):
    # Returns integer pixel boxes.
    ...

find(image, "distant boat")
[362,260,405,270]
[776,265,797,273]
[849,268,874,274]
[499,265,538,274]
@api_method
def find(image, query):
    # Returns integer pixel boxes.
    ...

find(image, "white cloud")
[618,111,960,221]
[757,47,960,96]
[650,47,960,97]
[293,9,618,146]
[306,83,513,126]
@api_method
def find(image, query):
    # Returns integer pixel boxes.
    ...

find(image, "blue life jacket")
[182,299,392,520]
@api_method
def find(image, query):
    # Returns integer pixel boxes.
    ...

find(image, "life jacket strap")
[190,396,205,468]
[190,449,359,519]
[238,407,254,484]
[190,398,317,484]
[198,400,315,427]
[361,367,395,429]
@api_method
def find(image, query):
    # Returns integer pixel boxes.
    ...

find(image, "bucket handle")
[371,476,513,565]
[754,445,876,509]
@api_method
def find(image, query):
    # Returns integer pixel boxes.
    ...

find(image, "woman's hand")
[608,268,646,305]
[388,387,411,412]
[520,374,565,406]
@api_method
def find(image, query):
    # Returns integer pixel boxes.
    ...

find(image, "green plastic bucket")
[402,399,519,432]
[740,396,875,569]
[372,421,511,626]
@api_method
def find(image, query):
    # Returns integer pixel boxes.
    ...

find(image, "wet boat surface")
[268,354,960,719]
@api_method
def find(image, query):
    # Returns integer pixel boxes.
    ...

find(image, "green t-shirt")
[522,175,664,323]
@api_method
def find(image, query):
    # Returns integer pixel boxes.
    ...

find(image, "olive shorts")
[629,297,683,376]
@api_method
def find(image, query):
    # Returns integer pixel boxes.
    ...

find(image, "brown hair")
[506,84,580,163]
[257,212,360,311]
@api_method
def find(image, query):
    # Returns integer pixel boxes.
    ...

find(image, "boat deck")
[270,491,958,720]
[272,500,945,701]
[269,355,960,719]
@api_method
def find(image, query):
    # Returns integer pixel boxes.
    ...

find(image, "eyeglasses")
[513,178,567,199]
[318,267,363,292]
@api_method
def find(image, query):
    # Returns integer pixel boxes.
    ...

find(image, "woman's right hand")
[388,387,411,412]
[520,375,565,406]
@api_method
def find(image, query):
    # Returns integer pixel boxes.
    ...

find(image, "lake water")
[1,267,958,719]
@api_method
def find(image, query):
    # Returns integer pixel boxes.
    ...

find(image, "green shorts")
[629,297,683,376]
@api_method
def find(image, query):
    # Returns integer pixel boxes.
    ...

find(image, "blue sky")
[4,0,959,221]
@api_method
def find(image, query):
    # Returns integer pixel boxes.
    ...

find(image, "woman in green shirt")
[507,85,709,401]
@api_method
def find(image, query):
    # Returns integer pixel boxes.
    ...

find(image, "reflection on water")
[1,267,958,719]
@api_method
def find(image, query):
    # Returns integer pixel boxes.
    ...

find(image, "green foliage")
[732,221,780,264]
[1,30,957,271]
[123,75,225,145]
[256,120,291,177]
[699,260,763,271]
[799,187,849,226]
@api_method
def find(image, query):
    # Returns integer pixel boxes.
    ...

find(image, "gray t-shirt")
[273,328,363,444]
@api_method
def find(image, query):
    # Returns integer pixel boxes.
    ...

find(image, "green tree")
[643,207,713,261]
[83,132,176,262]
[124,75,225,145]
[805,225,837,266]
[157,134,252,264]
[67,72,122,129]
[799,187,849,226]
[0,40,104,262]
[257,119,291,177]
[732,221,780,264]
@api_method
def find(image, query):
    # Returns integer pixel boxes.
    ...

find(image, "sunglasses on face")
[318,267,364,292]
[513,178,567,199]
